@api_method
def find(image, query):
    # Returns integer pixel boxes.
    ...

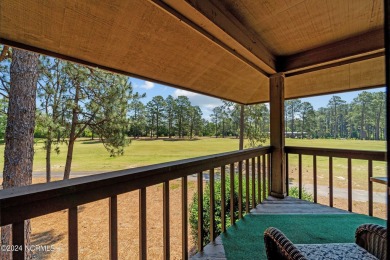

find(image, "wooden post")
[269,73,286,198]
[384,0,389,254]
[239,104,244,150]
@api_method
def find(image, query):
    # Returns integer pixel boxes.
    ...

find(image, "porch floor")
[190,196,351,259]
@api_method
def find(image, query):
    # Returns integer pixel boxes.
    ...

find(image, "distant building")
[284,132,307,138]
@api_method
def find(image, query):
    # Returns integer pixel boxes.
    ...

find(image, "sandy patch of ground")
[3,178,196,260]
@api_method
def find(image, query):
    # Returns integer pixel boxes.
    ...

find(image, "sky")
[130,77,386,120]
[131,78,224,120]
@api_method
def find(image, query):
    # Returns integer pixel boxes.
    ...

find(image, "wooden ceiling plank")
[280,28,384,72]
[155,0,276,74]
[222,0,383,56]
[285,56,385,99]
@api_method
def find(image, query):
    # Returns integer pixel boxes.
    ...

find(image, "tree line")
[204,91,386,143]
[129,94,203,139]
[129,97,270,147]
[284,93,386,140]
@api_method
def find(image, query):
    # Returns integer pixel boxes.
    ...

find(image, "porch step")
[190,236,226,260]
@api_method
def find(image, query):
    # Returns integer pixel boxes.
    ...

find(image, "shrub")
[189,175,255,247]
[288,186,314,202]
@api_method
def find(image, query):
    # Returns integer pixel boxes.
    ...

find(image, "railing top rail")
[285,146,386,161]
[0,146,271,226]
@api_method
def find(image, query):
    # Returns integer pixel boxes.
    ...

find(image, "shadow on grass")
[81,140,102,145]
[163,138,200,142]
[31,229,65,260]
[134,137,201,141]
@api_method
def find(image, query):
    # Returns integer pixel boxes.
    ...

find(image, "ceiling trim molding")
[280,28,384,73]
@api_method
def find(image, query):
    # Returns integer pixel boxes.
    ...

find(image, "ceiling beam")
[285,51,385,77]
[150,0,276,75]
[280,28,384,73]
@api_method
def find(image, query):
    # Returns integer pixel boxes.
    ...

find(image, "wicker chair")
[264,224,387,260]
[263,227,307,260]
[355,224,387,260]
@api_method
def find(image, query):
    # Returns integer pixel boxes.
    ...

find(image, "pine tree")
[1,48,39,260]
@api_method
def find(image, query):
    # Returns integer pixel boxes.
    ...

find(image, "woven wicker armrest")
[355,223,387,260]
[264,227,307,260]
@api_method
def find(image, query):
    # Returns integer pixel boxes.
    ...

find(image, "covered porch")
[0,0,389,259]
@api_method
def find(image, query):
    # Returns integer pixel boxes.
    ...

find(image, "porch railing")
[0,146,272,260]
[1,145,386,259]
[285,146,387,216]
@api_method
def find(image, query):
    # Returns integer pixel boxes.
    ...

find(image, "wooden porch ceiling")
[0,0,385,104]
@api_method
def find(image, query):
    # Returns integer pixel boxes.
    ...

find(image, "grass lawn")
[0,136,384,172]
[0,137,241,172]
[285,138,386,151]
[0,137,385,192]
[284,139,387,193]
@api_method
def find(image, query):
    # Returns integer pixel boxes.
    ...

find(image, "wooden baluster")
[313,155,317,203]
[69,207,78,260]
[221,166,226,233]
[163,181,170,260]
[230,163,235,225]
[197,172,204,252]
[267,154,271,196]
[181,177,188,259]
[245,159,250,213]
[12,221,25,260]
[209,168,215,242]
[252,157,256,208]
[238,161,243,219]
[368,160,373,216]
[329,157,333,207]
[139,188,147,260]
[286,153,289,196]
[348,158,352,212]
[298,154,302,199]
[262,155,266,200]
[110,196,118,260]
[257,156,261,203]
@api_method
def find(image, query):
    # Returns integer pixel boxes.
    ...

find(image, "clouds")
[173,89,198,97]
[131,79,224,120]
[140,81,155,90]
[173,89,223,119]
[133,80,155,90]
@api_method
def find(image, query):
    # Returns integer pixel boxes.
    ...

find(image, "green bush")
[189,175,256,247]
[288,186,314,202]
